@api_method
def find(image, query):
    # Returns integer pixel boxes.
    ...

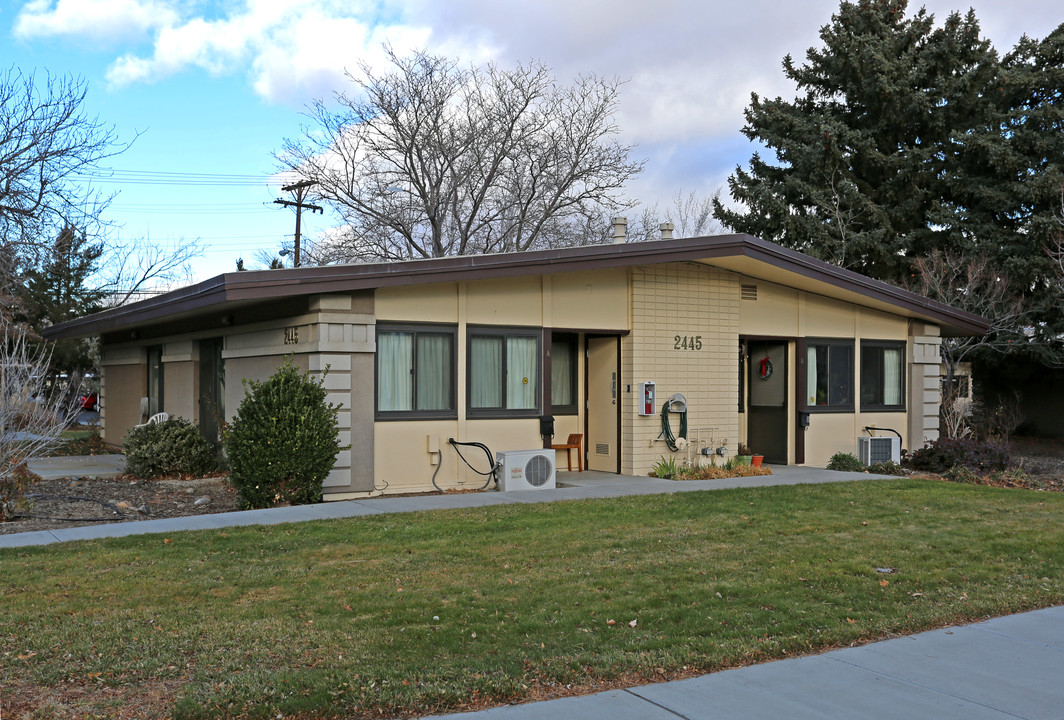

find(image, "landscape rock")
[193,496,212,506]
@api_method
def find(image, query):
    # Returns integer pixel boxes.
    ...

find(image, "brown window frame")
[374,323,458,421]
[466,326,542,419]
[860,340,907,412]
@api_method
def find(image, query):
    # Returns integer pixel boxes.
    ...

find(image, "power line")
[75,168,297,187]
[110,201,268,209]
[110,207,274,216]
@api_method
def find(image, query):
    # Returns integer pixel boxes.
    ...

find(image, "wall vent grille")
[595,443,610,455]
[741,284,758,300]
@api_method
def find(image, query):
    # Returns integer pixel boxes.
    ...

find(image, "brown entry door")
[747,341,788,464]
[586,337,620,472]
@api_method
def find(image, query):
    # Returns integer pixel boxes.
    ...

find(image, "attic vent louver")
[741,284,758,300]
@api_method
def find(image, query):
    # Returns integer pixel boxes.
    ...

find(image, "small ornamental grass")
[678,461,773,480]
[123,417,217,479]
[649,455,772,480]
[225,358,346,508]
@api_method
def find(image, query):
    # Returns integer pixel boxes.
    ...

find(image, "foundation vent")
[595,442,610,455]
[741,284,758,301]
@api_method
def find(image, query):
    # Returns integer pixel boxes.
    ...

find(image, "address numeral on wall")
[673,335,703,351]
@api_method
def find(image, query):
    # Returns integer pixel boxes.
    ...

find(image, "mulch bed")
[0,474,240,535]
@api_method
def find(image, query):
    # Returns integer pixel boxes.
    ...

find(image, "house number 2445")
[673,335,703,351]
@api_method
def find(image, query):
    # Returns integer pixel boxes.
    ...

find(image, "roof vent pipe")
[611,217,627,244]
[660,222,674,241]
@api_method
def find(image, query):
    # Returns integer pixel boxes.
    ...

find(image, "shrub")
[942,465,980,484]
[123,417,218,479]
[904,437,1010,474]
[988,467,1032,487]
[867,460,907,476]
[0,463,37,521]
[827,452,866,472]
[225,358,345,508]
[650,455,681,480]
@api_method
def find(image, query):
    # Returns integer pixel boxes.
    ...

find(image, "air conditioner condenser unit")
[857,436,901,465]
[496,449,556,491]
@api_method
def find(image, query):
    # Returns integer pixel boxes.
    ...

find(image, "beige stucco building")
[46,234,987,499]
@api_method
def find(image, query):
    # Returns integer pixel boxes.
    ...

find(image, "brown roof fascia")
[732,237,989,336]
[42,234,988,340]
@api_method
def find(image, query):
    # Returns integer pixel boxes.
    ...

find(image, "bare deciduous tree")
[0,314,79,519]
[0,68,126,290]
[95,236,204,307]
[907,251,1029,379]
[280,49,644,262]
[627,189,727,242]
[907,251,1037,439]
[1050,184,1064,293]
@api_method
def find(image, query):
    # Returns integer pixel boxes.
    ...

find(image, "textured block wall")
[623,263,740,475]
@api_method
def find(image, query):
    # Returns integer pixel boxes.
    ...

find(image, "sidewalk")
[427,605,1064,720]
[0,464,885,548]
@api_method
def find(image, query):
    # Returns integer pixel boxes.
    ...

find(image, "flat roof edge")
[43,235,989,339]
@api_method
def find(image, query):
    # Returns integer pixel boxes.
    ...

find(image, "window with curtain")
[376,325,456,418]
[805,340,854,411]
[861,341,906,411]
[551,334,577,414]
[468,328,541,416]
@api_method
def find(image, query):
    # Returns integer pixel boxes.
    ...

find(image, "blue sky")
[3,0,1060,283]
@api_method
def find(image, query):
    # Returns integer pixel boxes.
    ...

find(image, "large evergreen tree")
[714,0,998,281]
[936,25,1064,352]
[18,225,105,381]
[715,0,1064,359]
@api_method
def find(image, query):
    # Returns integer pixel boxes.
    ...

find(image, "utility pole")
[273,180,322,267]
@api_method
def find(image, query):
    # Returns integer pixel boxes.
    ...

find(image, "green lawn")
[3,478,1064,719]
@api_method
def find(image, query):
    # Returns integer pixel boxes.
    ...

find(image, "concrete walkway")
[25,452,126,480]
[0,463,886,549]
[427,606,1064,720]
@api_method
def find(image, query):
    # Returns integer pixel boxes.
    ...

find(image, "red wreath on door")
[759,355,774,380]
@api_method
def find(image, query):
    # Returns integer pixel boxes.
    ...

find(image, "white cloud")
[13,0,1062,206]
[249,9,432,105]
[91,1,436,104]
[14,0,179,44]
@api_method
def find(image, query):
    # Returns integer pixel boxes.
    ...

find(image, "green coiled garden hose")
[658,401,688,452]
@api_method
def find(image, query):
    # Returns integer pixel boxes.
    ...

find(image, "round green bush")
[827,452,866,472]
[123,417,218,479]
[224,358,344,508]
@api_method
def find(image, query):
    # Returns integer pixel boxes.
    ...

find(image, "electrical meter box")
[638,381,656,415]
